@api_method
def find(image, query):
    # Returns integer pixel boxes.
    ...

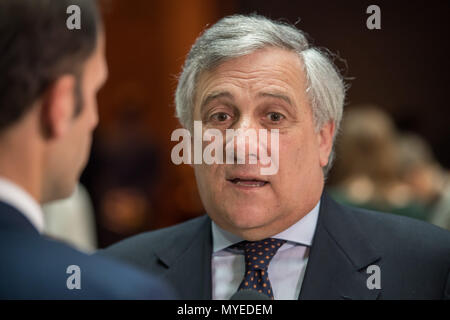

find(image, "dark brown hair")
[0,0,101,132]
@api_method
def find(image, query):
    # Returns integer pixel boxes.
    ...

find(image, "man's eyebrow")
[257,92,294,106]
[200,91,234,112]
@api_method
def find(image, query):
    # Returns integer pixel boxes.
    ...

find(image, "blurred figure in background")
[430,175,450,230]
[397,133,450,230]
[329,105,449,226]
[397,134,446,208]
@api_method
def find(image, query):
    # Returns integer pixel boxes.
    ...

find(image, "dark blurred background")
[48,0,450,249]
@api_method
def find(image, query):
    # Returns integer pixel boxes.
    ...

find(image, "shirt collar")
[0,177,44,233]
[212,200,320,252]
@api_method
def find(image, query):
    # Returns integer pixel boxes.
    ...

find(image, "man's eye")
[267,112,284,122]
[210,112,231,122]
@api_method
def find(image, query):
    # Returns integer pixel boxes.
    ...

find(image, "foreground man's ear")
[41,74,77,139]
[317,120,335,168]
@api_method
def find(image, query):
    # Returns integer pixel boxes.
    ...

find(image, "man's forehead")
[210,48,302,74]
[195,48,307,104]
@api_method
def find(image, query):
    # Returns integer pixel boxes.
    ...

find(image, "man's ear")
[317,120,335,168]
[41,75,76,139]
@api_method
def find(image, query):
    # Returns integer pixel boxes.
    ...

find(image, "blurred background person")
[396,133,449,227]
[329,105,428,221]
[328,105,450,228]
[430,177,450,230]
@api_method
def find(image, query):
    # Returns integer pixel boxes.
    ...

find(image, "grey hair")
[175,14,346,174]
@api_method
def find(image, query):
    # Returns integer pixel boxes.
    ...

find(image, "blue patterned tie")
[231,238,286,299]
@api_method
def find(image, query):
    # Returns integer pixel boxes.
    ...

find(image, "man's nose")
[225,116,261,164]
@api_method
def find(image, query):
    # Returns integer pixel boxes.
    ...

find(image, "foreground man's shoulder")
[102,215,210,252]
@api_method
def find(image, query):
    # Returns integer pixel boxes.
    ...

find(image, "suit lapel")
[154,215,212,299]
[299,192,381,300]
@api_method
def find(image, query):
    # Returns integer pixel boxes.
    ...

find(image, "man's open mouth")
[227,178,269,187]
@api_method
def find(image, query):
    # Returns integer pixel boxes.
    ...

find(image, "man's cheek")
[198,166,219,191]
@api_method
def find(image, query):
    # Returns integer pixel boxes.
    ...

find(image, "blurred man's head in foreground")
[0,0,107,203]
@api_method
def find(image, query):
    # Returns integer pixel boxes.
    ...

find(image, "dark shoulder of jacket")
[97,215,209,260]
[339,203,450,261]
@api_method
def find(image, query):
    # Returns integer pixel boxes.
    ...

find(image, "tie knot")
[231,238,286,270]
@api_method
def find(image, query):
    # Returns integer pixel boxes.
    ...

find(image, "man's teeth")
[233,179,267,187]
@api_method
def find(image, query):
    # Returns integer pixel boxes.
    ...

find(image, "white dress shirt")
[211,201,320,300]
[0,177,44,233]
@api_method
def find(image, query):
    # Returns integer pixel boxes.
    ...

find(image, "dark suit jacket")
[0,201,174,299]
[101,192,450,299]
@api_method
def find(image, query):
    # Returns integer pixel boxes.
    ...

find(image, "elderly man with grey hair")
[102,14,450,300]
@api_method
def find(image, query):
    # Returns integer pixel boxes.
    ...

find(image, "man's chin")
[41,182,77,204]
[224,211,274,235]
[58,182,78,200]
